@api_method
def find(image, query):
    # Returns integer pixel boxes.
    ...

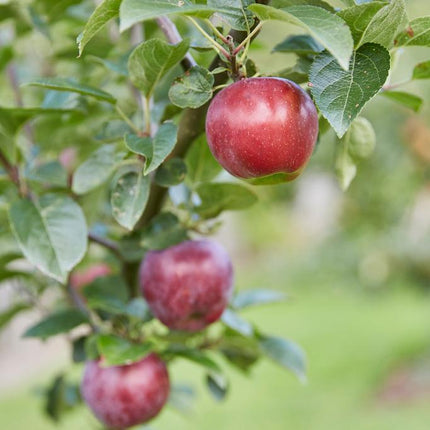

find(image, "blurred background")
[1,0,430,429]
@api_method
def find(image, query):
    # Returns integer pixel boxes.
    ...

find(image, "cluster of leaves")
[0,0,429,425]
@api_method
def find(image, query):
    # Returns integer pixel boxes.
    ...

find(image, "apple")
[140,240,233,332]
[205,77,319,183]
[70,263,112,292]
[81,354,170,428]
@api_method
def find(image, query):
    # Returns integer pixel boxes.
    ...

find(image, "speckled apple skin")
[205,77,319,179]
[140,240,233,332]
[81,354,170,429]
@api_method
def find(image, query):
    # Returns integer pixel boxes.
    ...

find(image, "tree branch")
[88,232,123,261]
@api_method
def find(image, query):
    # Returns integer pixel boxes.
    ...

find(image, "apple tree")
[0,0,429,428]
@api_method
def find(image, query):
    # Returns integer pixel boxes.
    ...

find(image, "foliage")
[0,0,428,427]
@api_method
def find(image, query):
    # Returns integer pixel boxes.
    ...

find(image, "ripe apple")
[81,354,170,428]
[70,263,111,292]
[140,240,233,332]
[205,77,319,183]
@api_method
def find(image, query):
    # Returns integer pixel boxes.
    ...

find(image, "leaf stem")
[143,96,152,136]
[204,19,229,44]
[186,16,230,59]
[115,104,141,135]
[233,22,263,55]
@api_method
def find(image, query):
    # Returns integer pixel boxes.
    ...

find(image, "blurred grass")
[1,284,430,430]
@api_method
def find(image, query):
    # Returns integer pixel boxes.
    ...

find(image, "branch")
[156,16,197,69]
[88,232,123,261]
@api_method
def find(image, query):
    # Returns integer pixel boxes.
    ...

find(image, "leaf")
[168,66,214,109]
[249,4,353,70]
[125,298,152,321]
[346,117,376,160]
[125,123,178,174]
[338,0,408,48]
[395,17,430,47]
[380,91,423,113]
[0,45,13,73]
[0,303,30,331]
[72,144,125,195]
[185,134,222,186]
[24,78,116,104]
[273,34,324,55]
[335,145,356,191]
[207,0,254,31]
[141,212,189,250]
[82,275,129,314]
[9,194,88,283]
[72,337,87,363]
[168,384,196,413]
[221,309,254,337]
[97,334,153,366]
[111,165,150,230]
[412,60,430,80]
[271,0,335,12]
[77,0,121,56]
[276,56,312,84]
[119,0,213,32]
[25,161,68,188]
[154,157,187,187]
[259,335,306,382]
[166,345,221,372]
[206,372,229,401]
[232,289,287,309]
[195,183,258,219]
[310,43,390,138]
[128,39,189,97]
[24,309,88,339]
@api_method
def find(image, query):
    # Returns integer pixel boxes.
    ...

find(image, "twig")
[156,16,197,69]
[88,232,124,261]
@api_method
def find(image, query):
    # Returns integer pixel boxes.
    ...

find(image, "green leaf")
[207,0,254,31]
[271,0,335,12]
[338,0,408,48]
[25,161,68,188]
[72,337,87,363]
[195,183,258,219]
[249,4,353,70]
[141,212,189,250]
[82,275,129,314]
[185,134,222,186]
[232,289,287,309]
[221,309,254,337]
[154,157,187,187]
[125,123,178,174]
[9,194,88,283]
[168,66,214,109]
[72,144,125,195]
[276,56,312,84]
[206,372,229,401]
[125,298,152,321]
[97,334,153,366]
[412,60,430,80]
[166,345,220,372]
[335,145,357,191]
[128,39,189,97]
[24,309,88,339]
[0,45,13,73]
[168,384,196,412]
[77,0,121,56]
[273,34,323,55]
[380,91,423,113]
[119,0,213,32]
[259,335,306,382]
[111,165,150,230]
[395,17,430,47]
[310,43,390,138]
[0,303,30,331]
[24,78,116,104]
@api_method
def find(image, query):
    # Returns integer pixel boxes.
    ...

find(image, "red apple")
[205,77,319,183]
[140,240,233,332]
[81,354,170,428]
[70,263,112,292]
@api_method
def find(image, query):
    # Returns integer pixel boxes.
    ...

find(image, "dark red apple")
[205,77,319,183]
[81,354,170,429]
[140,240,233,332]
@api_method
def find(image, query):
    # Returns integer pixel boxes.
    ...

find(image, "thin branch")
[88,232,124,261]
[156,16,197,69]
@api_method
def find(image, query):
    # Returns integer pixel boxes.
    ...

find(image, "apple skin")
[205,77,319,182]
[70,263,112,292]
[140,240,233,332]
[81,354,170,429]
